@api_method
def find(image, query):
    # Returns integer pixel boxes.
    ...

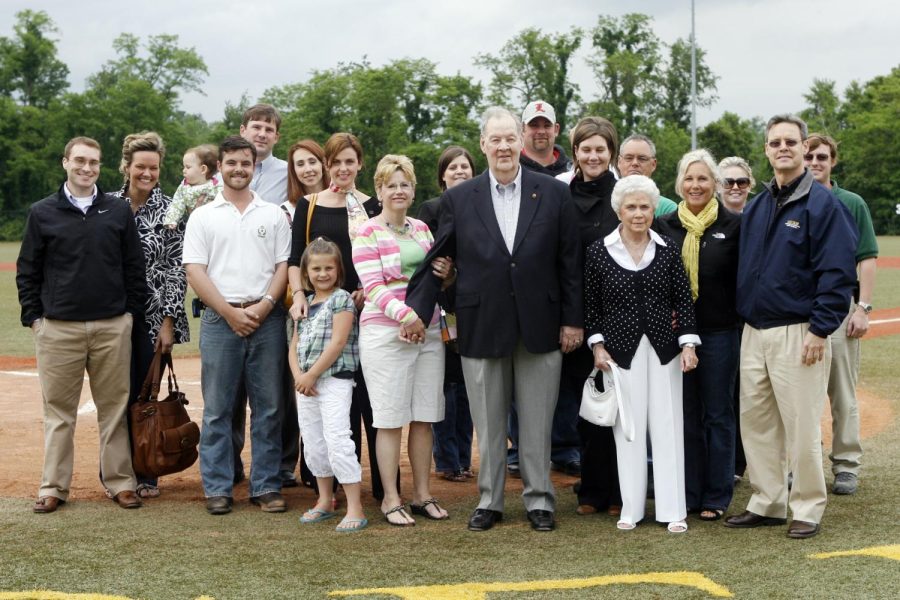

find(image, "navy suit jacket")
[407,168,583,359]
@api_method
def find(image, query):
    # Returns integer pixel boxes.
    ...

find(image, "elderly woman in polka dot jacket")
[584,174,699,534]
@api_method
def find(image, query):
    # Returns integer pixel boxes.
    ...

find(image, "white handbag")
[579,363,634,442]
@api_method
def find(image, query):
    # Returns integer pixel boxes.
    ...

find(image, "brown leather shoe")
[113,490,143,509]
[576,504,597,515]
[33,496,64,513]
[724,510,786,528]
[787,520,819,539]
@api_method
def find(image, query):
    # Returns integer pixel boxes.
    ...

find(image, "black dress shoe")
[551,461,581,476]
[507,463,521,479]
[787,520,819,539]
[468,508,502,531]
[724,510,786,528]
[527,509,556,531]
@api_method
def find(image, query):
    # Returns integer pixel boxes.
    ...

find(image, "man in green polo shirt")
[804,133,879,496]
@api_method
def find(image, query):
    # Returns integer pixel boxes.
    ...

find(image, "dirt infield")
[0,357,893,506]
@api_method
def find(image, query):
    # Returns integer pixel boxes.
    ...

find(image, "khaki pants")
[34,314,135,500]
[740,323,829,524]
[827,306,862,475]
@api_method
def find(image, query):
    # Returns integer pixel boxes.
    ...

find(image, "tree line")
[0,9,897,239]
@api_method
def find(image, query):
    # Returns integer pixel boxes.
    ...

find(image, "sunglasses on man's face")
[804,152,831,162]
[723,177,750,189]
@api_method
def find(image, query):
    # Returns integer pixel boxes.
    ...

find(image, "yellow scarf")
[678,199,718,301]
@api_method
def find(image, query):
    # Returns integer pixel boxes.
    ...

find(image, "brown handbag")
[130,350,200,478]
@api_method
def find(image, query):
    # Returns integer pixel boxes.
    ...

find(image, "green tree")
[698,112,768,183]
[474,27,582,132]
[88,33,208,102]
[838,67,900,234]
[657,38,718,129]
[265,58,483,204]
[0,10,69,107]
[800,78,845,135]
[586,13,661,133]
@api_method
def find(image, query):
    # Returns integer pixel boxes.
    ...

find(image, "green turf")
[1,406,898,600]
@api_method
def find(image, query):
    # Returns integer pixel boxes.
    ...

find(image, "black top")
[417,196,441,233]
[655,203,741,332]
[17,184,148,326]
[561,170,619,388]
[287,195,381,293]
[417,196,463,383]
[519,144,573,177]
[584,234,697,369]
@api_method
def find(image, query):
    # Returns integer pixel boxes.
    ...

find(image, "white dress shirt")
[488,167,523,254]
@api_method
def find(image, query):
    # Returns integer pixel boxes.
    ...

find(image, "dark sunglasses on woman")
[723,177,750,189]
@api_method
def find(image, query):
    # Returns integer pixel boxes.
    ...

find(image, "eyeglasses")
[804,152,831,162]
[723,178,751,190]
[619,154,654,164]
[766,138,800,149]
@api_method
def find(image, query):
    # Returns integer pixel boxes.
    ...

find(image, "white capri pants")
[359,323,445,429]
[296,376,361,484]
[614,335,687,525]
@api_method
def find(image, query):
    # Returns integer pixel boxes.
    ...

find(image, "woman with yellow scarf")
[657,149,741,522]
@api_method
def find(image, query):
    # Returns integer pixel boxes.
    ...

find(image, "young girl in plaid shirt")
[289,238,367,532]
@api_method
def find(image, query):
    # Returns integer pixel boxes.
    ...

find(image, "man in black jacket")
[17,136,147,513]
[407,107,583,532]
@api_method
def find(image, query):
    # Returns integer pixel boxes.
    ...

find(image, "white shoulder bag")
[579,363,634,442]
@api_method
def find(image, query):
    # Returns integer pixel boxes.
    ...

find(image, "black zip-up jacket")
[16,183,148,326]
[519,144,573,177]
[655,202,741,333]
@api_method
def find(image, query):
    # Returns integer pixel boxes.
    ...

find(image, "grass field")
[0,240,898,599]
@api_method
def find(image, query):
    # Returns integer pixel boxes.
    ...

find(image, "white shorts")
[359,323,445,428]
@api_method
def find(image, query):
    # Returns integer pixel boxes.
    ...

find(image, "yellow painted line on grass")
[328,571,733,599]
[810,544,900,562]
[0,594,215,600]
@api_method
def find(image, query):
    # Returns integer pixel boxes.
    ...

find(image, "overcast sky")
[3,1,898,128]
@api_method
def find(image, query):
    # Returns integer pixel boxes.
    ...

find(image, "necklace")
[383,217,411,236]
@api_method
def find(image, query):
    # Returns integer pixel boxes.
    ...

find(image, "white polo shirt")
[183,191,291,303]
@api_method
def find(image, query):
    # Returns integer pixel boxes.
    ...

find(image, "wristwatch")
[262,294,277,307]
[857,301,873,314]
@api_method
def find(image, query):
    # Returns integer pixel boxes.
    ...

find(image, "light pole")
[691,0,698,150]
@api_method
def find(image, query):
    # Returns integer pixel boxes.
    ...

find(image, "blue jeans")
[508,385,581,466]
[432,381,473,473]
[683,329,739,511]
[199,306,285,498]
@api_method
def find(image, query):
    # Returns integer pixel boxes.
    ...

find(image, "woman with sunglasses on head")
[718,156,756,214]
[717,156,755,483]
[656,149,741,521]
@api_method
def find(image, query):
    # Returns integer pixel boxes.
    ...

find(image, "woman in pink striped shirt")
[352,154,455,526]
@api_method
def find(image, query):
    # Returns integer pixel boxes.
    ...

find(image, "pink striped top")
[351,217,440,328]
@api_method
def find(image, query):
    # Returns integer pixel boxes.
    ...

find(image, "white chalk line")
[0,371,202,415]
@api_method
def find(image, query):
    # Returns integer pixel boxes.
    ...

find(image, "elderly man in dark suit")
[407,106,583,532]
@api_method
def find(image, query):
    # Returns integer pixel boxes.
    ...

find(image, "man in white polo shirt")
[183,136,292,515]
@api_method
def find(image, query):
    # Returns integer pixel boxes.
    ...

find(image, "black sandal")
[699,508,724,521]
[410,498,449,520]
[383,504,415,527]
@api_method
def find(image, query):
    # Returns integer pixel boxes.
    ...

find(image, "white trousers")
[614,336,686,524]
[296,376,361,484]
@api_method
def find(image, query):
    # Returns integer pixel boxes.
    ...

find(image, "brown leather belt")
[228,299,261,308]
